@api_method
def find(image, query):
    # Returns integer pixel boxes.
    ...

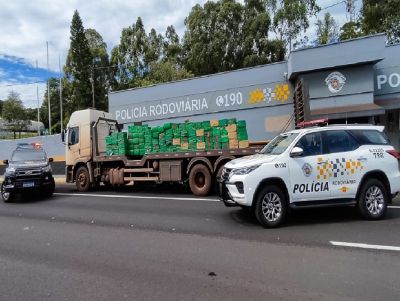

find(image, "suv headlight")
[5,167,16,176]
[42,165,52,173]
[232,164,261,175]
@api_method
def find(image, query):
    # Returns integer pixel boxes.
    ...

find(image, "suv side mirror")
[49,158,54,163]
[290,147,304,157]
[3,159,8,165]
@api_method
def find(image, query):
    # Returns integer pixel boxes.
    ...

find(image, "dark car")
[1,144,55,202]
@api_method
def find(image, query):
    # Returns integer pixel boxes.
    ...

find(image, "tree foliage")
[2,92,30,138]
[316,13,339,45]
[64,10,93,115]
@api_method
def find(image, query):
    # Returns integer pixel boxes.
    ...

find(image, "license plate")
[23,182,35,188]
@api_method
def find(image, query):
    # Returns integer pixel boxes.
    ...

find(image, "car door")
[288,131,330,202]
[66,126,80,165]
[321,130,363,199]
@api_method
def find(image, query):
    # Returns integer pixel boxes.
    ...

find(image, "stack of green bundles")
[105,132,127,155]
[104,118,249,156]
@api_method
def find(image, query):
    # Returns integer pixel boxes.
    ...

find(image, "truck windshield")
[261,133,299,155]
[11,150,46,162]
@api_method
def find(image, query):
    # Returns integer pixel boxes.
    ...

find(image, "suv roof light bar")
[297,118,329,129]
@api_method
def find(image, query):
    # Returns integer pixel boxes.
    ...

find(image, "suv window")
[349,130,390,145]
[323,130,359,153]
[295,132,322,157]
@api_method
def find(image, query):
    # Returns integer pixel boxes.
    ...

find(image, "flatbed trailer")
[65,109,264,196]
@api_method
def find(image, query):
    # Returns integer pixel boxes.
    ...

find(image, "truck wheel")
[255,185,287,228]
[76,166,90,192]
[189,164,211,196]
[357,178,388,220]
[1,183,14,203]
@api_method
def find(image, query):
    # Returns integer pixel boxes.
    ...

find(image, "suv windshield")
[11,150,46,162]
[261,133,299,155]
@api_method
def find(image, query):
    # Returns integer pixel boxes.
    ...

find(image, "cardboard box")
[239,140,249,148]
[196,129,204,136]
[173,138,181,146]
[197,142,206,150]
[210,119,219,127]
[181,142,189,150]
[226,124,237,132]
[228,132,237,139]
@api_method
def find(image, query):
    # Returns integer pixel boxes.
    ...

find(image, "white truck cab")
[219,122,400,227]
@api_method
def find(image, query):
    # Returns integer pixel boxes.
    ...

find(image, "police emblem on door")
[325,71,346,93]
[302,163,312,177]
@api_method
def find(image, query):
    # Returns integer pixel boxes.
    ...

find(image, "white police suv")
[219,120,400,227]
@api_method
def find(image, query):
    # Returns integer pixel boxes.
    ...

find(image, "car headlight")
[232,165,261,175]
[5,167,16,176]
[42,165,52,173]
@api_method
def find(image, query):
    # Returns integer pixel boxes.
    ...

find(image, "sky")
[0,0,361,109]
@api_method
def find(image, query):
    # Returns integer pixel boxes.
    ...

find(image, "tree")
[183,0,244,76]
[242,0,285,67]
[361,0,400,44]
[1,92,29,139]
[163,25,183,63]
[110,17,149,90]
[85,28,110,111]
[268,0,320,51]
[340,21,363,41]
[316,13,339,45]
[25,108,38,121]
[40,78,62,133]
[64,10,93,117]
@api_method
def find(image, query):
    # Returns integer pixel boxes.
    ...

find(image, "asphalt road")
[0,184,399,301]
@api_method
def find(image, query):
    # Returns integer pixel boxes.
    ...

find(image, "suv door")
[321,130,363,199]
[288,131,330,202]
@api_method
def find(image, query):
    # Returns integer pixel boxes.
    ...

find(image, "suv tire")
[255,185,288,228]
[45,179,55,197]
[76,166,90,192]
[358,178,388,220]
[1,183,15,203]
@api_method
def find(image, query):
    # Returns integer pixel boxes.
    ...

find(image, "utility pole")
[47,41,51,135]
[36,60,40,136]
[59,55,63,134]
[91,60,95,109]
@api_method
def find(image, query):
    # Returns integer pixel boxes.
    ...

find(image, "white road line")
[54,192,220,202]
[330,241,400,252]
[388,206,400,209]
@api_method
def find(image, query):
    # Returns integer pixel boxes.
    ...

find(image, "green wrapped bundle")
[227,118,236,125]
[219,119,228,127]
[237,120,246,128]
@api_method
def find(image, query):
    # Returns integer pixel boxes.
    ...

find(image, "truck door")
[289,131,330,202]
[66,126,80,165]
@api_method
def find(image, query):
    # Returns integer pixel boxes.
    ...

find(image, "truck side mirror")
[49,158,54,162]
[3,159,8,165]
[61,129,66,143]
[290,147,304,157]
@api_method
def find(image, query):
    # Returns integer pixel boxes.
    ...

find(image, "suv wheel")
[255,185,288,228]
[45,179,55,197]
[76,166,90,192]
[358,178,388,220]
[1,183,14,203]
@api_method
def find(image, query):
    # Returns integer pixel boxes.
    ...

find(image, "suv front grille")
[16,169,41,177]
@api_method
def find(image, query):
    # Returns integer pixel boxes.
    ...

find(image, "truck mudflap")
[218,180,239,207]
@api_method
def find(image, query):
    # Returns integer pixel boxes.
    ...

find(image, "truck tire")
[255,185,288,228]
[1,183,14,203]
[357,178,388,220]
[189,164,212,196]
[76,166,90,192]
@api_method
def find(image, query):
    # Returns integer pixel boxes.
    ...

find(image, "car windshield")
[11,150,46,162]
[261,133,299,155]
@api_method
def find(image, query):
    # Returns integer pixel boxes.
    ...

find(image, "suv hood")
[225,154,277,169]
[9,161,48,170]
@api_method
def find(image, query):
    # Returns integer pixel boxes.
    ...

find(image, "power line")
[321,0,346,11]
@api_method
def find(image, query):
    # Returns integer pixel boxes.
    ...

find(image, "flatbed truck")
[64,109,263,196]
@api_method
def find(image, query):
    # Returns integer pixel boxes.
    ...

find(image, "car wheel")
[189,164,212,196]
[358,178,388,220]
[46,180,55,197]
[255,185,288,228]
[1,183,14,203]
[76,166,90,192]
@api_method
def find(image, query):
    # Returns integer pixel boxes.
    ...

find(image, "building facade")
[109,34,400,148]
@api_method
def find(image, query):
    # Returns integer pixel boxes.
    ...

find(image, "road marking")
[54,193,220,202]
[330,241,400,252]
[388,206,400,209]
